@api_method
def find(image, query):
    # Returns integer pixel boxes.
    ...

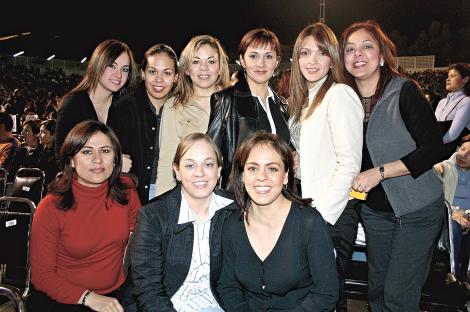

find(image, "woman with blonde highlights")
[288,22,363,312]
[157,35,231,196]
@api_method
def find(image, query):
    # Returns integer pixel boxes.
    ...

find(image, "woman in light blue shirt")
[435,63,470,159]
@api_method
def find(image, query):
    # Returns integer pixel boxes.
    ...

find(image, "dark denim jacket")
[128,184,237,312]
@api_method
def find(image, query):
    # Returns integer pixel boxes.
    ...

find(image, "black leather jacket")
[206,71,290,188]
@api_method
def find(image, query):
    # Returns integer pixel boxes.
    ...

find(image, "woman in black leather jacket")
[206,28,290,188]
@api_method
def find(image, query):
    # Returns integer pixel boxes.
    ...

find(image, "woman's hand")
[352,167,382,193]
[452,209,470,229]
[121,154,132,173]
[84,292,124,312]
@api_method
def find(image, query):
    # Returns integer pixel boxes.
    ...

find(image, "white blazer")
[299,82,363,225]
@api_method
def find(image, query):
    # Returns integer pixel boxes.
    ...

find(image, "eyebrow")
[81,145,113,149]
[245,161,281,166]
[182,157,216,162]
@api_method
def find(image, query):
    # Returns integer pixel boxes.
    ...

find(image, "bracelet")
[82,290,93,306]
[379,164,385,182]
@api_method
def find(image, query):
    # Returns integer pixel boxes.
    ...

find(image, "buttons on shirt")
[147,166,151,170]
[151,127,155,131]
[144,185,148,189]
[150,146,154,150]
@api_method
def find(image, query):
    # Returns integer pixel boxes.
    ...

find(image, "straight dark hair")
[49,120,135,210]
[228,131,311,217]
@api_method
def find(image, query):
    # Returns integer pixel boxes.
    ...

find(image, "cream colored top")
[156,97,210,196]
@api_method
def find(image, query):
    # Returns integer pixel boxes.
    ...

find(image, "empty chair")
[10,168,45,207]
[0,196,36,307]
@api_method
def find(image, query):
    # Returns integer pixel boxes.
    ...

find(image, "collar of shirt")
[447,89,466,100]
[307,75,328,105]
[177,191,233,224]
[253,87,275,111]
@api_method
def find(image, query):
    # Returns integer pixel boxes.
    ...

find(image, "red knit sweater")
[29,175,141,304]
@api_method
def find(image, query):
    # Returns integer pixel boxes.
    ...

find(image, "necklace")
[193,94,212,98]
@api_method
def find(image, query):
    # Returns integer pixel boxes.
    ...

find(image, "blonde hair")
[173,35,231,107]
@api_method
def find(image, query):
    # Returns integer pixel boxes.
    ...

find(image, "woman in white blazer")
[288,22,363,312]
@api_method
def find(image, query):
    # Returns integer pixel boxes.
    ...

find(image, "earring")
[283,184,288,191]
[380,60,384,67]
[113,163,116,167]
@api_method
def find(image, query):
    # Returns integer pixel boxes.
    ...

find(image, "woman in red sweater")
[27,120,141,312]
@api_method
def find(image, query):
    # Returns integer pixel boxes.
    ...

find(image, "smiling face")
[98,52,131,93]
[173,140,221,202]
[186,44,221,94]
[142,52,177,104]
[242,144,288,209]
[343,28,383,85]
[241,43,279,86]
[298,36,332,88]
[446,69,469,93]
[71,131,115,187]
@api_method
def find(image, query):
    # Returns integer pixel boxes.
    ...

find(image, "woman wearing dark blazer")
[130,133,236,312]
[206,28,290,188]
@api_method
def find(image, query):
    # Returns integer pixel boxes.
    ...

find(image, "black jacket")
[108,84,160,204]
[206,71,290,188]
[129,184,238,312]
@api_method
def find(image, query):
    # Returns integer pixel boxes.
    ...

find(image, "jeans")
[360,197,444,312]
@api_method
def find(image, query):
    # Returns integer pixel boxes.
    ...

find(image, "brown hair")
[448,63,470,96]
[61,39,139,105]
[238,28,281,60]
[173,35,231,107]
[289,23,346,123]
[339,20,401,109]
[228,131,311,217]
[49,120,135,210]
[173,132,223,174]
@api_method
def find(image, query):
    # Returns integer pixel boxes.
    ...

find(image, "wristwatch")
[379,164,385,182]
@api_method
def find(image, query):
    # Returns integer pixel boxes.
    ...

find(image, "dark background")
[1,0,469,65]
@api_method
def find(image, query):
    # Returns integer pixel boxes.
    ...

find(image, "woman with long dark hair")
[28,120,141,312]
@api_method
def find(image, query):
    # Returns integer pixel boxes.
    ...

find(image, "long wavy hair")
[289,23,346,123]
[49,120,135,210]
[339,20,401,110]
[173,35,231,107]
[61,39,139,106]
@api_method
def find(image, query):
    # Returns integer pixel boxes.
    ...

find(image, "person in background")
[434,134,470,283]
[217,131,338,311]
[10,118,42,180]
[55,39,139,160]
[27,120,141,312]
[340,20,444,311]
[130,133,235,312]
[207,28,290,189]
[38,119,60,191]
[435,63,470,160]
[274,68,291,101]
[0,112,21,175]
[108,43,178,203]
[288,22,363,312]
[157,35,230,196]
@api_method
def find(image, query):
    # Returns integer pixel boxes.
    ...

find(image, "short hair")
[22,118,42,135]
[0,112,13,131]
[173,132,223,170]
[448,63,470,96]
[49,120,133,210]
[238,28,282,60]
[228,131,311,215]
